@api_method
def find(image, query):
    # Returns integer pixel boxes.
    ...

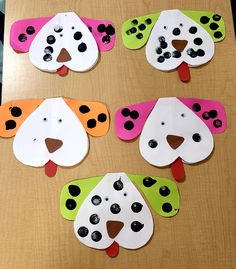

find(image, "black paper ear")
[182,10,225,42]
[122,12,160,49]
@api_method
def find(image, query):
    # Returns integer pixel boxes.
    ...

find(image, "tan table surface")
[0,0,235,268]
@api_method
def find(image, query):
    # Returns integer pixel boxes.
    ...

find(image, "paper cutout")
[10,12,115,75]
[114,97,227,180]
[122,9,225,82]
[60,173,180,257]
[0,97,110,177]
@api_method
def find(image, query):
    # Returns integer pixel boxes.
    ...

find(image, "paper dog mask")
[60,172,180,257]
[0,97,109,177]
[122,9,225,82]
[115,97,227,181]
[10,12,116,76]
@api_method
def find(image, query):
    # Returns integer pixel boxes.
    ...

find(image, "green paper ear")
[182,10,225,42]
[60,176,103,220]
[122,12,160,49]
[128,174,180,217]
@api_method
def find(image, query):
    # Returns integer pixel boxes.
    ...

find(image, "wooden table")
[0,1,235,268]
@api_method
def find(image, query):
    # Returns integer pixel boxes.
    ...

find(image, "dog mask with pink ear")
[115,97,227,181]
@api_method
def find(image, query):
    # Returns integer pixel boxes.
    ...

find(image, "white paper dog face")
[0,97,110,177]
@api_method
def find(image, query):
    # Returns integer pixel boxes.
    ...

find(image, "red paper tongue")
[57,65,69,76]
[170,157,185,181]
[45,160,58,177]
[177,62,190,82]
[106,241,119,257]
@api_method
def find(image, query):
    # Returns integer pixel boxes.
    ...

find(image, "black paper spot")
[202,112,210,120]
[65,199,77,210]
[77,226,89,237]
[90,214,100,225]
[159,36,165,42]
[162,203,172,213]
[124,121,134,130]
[213,119,222,128]
[187,48,197,58]
[91,195,102,206]
[136,33,143,39]
[43,54,52,62]
[78,43,87,52]
[192,133,201,142]
[110,203,121,214]
[145,18,152,25]
[148,139,158,148]
[160,41,168,49]
[197,49,205,57]
[210,23,219,30]
[105,24,115,35]
[138,24,146,31]
[87,119,97,129]
[91,231,102,242]
[131,19,138,25]
[18,33,27,42]
[156,47,162,54]
[44,46,53,54]
[213,14,221,21]
[143,176,157,187]
[10,106,22,117]
[194,38,203,46]
[102,35,111,44]
[159,186,170,197]
[172,28,181,36]
[130,110,139,119]
[97,113,107,122]
[208,110,218,118]
[172,51,181,58]
[5,120,16,130]
[88,27,92,32]
[192,103,201,112]
[157,56,165,63]
[200,16,210,24]
[26,26,35,35]
[130,27,137,34]
[189,26,197,34]
[74,31,82,40]
[68,185,81,197]
[214,31,223,39]
[113,179,124,191]
[97,24,106,33]
[121,108,130,117]
[79,105,90,114]
[47,35,56,45]
[131,202,143,213]
[131,221,144,232]
[164,52,171,59]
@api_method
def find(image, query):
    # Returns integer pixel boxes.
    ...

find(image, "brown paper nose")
[172,40,188,52]
[167,135,184,149]
[107,221,124,239]
[45,138,63,153]
[56,48,72,62]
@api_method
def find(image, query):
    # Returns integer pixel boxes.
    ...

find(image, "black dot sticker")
[121,108,130,117]
[129,27,137,34]
[159,186,170,197]
[187,48,197,58]
[138,24,146,31]
[88,27,92,32]
[44,46,53,54]
[131,221,144,232]
[164,52,171,59]
[47,35,56,45]
[157,56,165,63]
[18,33,27,42]
[189,26,197,34]
[136,33,143,39]
[78,42,87,52]
[214,31,223,39]
[43,54,52,62]
[54,25,63,33]
[87,119,97,128]
[131,19,138,25]
[91,231,102,242]
[210,23,219,30]
[192,133,201,142]
[110,203,121,214]
[26,26,35,35]
[68,185,80,197]
[197,49,205,57]
[172,28,181,36]
[172,51,181,58]
[148,139,158,148]
[102,35,111,44]
[208,110,218,118]
[200,16,210,24]
[192,103,201,112]
[130,110,139,119]
[202,112,210,120]
[97,24,106,32]
[160,41,168,49]
[91,195,102,206]
[131,202,143,213]
[162,203,172,213]
[105,24,115,36]
[89,214,100,225]
[213,14,221,21]
[74,31,82,40]
[145,18,152,25]
[77,226,89,237]
[97,113,107,122]
[79,105,90,114]
[194,38,203,45]
[156,47,162,54]
[65,199,77,210]
[143,176,157,187]
[213,119,222,128]
[124,121,134,130]
[10,106,22,117]
[158,36,165,42]
[5,120,16,130]
[113,178,124,191]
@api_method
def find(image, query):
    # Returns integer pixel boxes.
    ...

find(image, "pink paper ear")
[10,16,52,53]
[81,17,115,51]
[114,100,157,140]
[179,98,227,134]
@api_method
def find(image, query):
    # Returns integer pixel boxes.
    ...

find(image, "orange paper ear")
[65,98,109,136]
[0,99,44,138]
